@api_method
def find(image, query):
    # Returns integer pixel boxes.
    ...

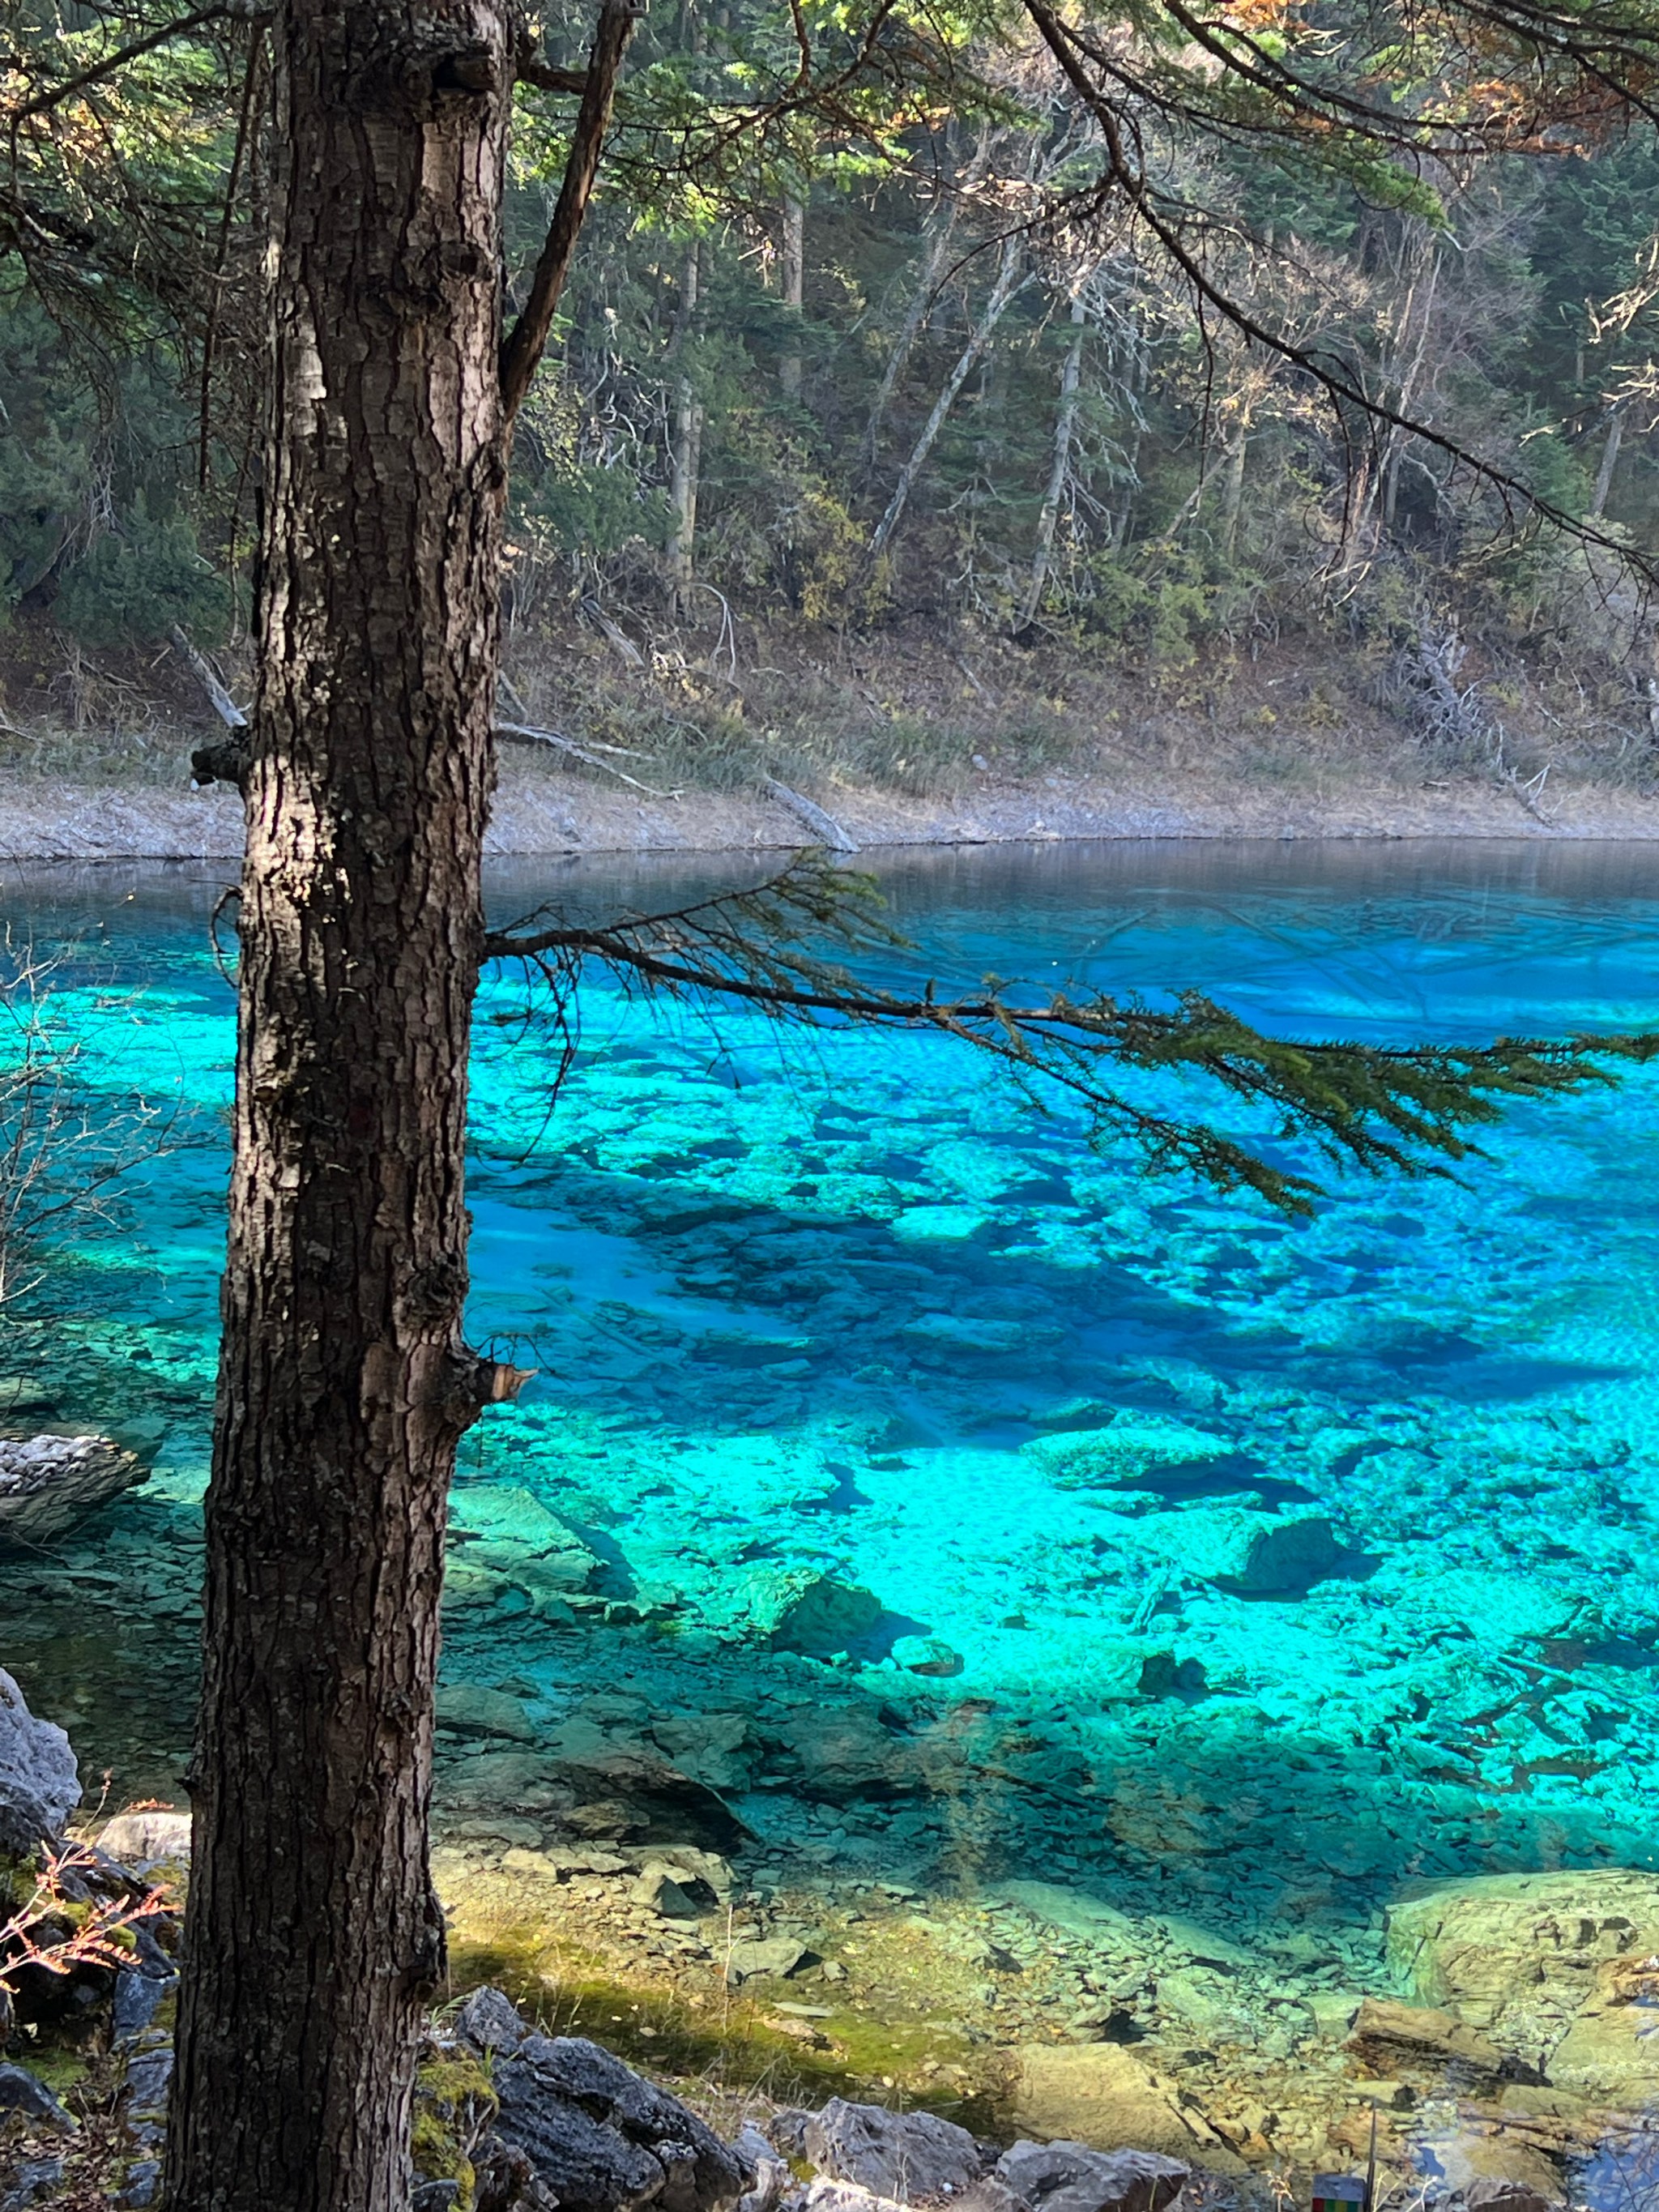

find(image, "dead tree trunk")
[1016,297,1086,629]
[858,177,969,474]
[779,193,804,400]
[669,240,704,612]
[868,233,1025,558]
[1219,416,1248,562]
[1589,401,1627,519]
[163,0,514,2205]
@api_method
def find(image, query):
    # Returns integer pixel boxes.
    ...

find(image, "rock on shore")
[0,1669,77,1855]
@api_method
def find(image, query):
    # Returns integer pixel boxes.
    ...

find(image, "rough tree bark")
[162,3,510,2203]
[156,0,636,2201]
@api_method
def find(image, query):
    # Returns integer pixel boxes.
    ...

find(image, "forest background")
[7,0,1659,810]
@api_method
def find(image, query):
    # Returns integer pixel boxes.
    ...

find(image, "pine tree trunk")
[162,0,510,2204]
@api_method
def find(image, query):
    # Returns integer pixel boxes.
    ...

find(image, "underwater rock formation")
[0,1436,146,1548]
[1385,1868,1659,2097]
[1008,2046,1213,2162]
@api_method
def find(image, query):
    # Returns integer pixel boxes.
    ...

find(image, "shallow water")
[6,838,1659,2139]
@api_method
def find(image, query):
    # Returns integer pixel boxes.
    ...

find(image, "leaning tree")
[10,0,1659,2203]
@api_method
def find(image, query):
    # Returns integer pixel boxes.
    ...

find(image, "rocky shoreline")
[6,1591,1659,2212]
[7,758,1659,863]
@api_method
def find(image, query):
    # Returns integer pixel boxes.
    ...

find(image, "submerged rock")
[0,1434,146,1545]
[1345,1997,1537,2090]
[1546,1971,1659,2100]
[1136,1506,1343,1593]
[890,1636,963,1678]
[1021,1422,1230,1489]
[992,1881,1140,1948]
[802,2101,983,2203]
[1386,1868,1659,2035]
[1008,2046,1208,2161]
[437,1685,539,1742]
[744,1569,885,1659]
[649,1714,755,1793]
[544,1746,749,1852]
[776,1704,922,1801]
[0,1668,77,1854]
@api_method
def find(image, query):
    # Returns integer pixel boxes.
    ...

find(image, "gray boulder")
[994,2143,1189,2212]
[1,2159,67,2212]
[98,1810,192,1865]
[804,2100,983,2202]
[724,1937,807,1986]
[492,2035,748,2212]
[0,2064,70,2129]
[734,2125,791,2212]
[0,1435,146,1546]
[0,1668,78,1854]
[455,1983,531,2056]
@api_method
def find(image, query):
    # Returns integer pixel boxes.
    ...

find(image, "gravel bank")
[6,759,1659,861]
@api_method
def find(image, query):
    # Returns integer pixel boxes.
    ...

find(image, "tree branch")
[5,5,245,129]
[499,0,639,425]
[1019,0,1659,583]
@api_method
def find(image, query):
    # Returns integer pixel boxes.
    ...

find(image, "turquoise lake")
[6,836,1659,2103]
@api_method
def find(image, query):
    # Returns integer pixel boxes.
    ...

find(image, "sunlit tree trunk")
[163,0,511,2203]
[1589,399,1627,519]
[669,239,703,612]
[1220,415,1248,562]
[779,192,804,400]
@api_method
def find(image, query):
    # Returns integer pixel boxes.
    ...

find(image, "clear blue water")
[7,839,1659,2058]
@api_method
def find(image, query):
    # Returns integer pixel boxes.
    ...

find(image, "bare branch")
[500,0,640,425]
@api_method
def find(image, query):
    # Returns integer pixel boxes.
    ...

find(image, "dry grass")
[2,607,1653,809]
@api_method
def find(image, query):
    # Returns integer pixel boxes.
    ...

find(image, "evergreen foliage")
[484,854,1659,1212]
[4,0,1659,670]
